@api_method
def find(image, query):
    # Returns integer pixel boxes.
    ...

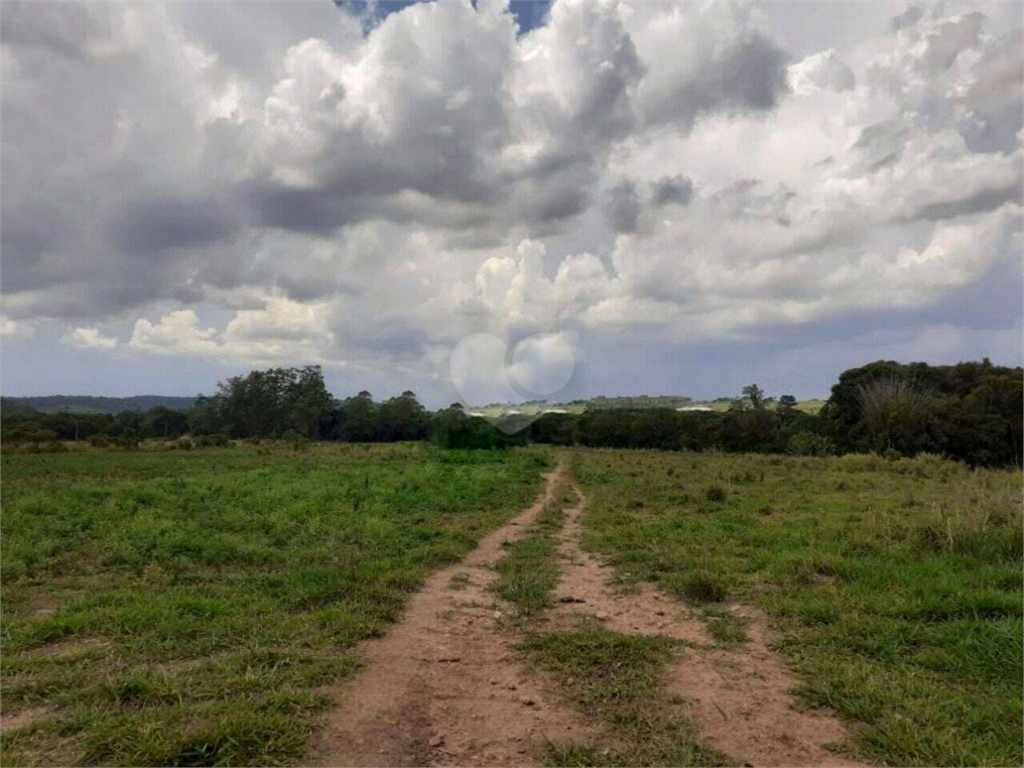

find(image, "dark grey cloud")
[112,196,241,255]
[348,325,430,359]
[241,185,357,236]
[913,183,1023,222]
[962,99,1023,154]
[851,119,910,174]
[891,5,925,33]
[642,33,790,128]
[0,1,110,60]
[0,200,72,291]
[605,181,641,233]
[240,180,500,236]
[650,175,694,207]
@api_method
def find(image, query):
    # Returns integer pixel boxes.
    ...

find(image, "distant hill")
[472,394,827,417]
[585,395,693,409]
[1,395,197,415]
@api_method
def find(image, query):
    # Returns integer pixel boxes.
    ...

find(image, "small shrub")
[705,485,727,503]
[25,441,68,453]
[788,432,835,457]
[835,453,885,472]
[278,430,310,450]
[678,571,727,603]
[707,615,750,643]
[196,433,229,448]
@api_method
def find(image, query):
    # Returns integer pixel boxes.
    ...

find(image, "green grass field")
[0,443,551,766]
[470,398,825,418]
[3,444,1020,767]
[572,449,1023,767]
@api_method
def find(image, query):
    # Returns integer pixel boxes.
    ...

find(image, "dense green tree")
[777,394,798,412]
[188,395,223,436]
[147,406,190,439]
[336,390,378,442]
[528,413,577,445]
[376,391,430,441]
[3,359,1015,467]
[211,366,333,439]
[822,359,1022,465]
[741,383,767,410]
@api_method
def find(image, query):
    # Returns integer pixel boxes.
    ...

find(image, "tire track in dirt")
[539,482,866,768]
[308,462,598,767]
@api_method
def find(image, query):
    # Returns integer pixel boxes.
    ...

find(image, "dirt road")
[308,463,596,767]
[310,462,864,767]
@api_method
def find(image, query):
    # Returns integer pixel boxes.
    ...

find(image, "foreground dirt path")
[540,482,865,768]
[308,462,596,767]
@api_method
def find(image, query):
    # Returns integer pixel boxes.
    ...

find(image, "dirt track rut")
[540,482,864,768]
[310,463,864,768]
[308,464,595,767]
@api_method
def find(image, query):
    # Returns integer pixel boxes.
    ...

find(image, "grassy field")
[471,398,825,418]
[572,449,1023,767]
[0,443,551,766]
[690,397,826,414]
[4,443,1020,767]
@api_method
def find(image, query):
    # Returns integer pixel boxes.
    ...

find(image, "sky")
[1,0,1021,407]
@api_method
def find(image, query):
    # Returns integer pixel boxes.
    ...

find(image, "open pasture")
[2,443,1021,767]
[0,443,550,766]
[573,449,1023,767]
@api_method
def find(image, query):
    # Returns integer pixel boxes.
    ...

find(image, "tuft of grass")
[704,485,727,503]
[448,573,471,591]
[704,613,750,644]
[676,571,727,604]
[519,629,731,767]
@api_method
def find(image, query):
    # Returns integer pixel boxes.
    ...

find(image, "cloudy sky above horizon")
[2,0,1021,406]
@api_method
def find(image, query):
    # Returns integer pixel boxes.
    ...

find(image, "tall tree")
[741,384,767,410]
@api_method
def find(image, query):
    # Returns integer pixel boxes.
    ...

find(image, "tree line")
[2,359,1020,467]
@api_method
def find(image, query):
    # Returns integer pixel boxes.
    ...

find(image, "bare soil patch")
[0,707,51,734]
[24,637,111,659]
[308,464,597,767]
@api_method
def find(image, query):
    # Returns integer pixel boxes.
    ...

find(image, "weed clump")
[195,433,230,448]
[706,614,750,643]
[704,485,727,503]
[678,571,727,603]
